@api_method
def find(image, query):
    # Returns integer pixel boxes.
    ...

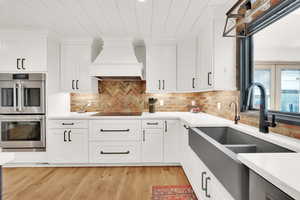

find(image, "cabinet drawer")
[142,120,164,129]
[47,120,88,129]
[89,141,141,163]
[89,120,141,141]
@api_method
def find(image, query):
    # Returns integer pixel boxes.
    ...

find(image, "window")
[239,0,300,125]
[253,66,272,109]
[253,64,300,112]
[278,67,300,113]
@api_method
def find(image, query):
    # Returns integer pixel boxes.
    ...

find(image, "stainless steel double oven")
[0,73,46,151]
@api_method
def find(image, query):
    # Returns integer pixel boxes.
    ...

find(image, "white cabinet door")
[146,43,177,92]
[76,44,97,93]
[21,38,47,72]
[60,43,97,93]
[177,38,198,91]
[164,120,180,163]
[60,44,79,92]
[47,129,88,163]
[198,19,214,90]
[0,37,46,72]
[47,129,68,163]
[146,45,162,92]
[0,39,21,71]
[141,129,163,162]
[160,44,177,91]
[180,122,189,166]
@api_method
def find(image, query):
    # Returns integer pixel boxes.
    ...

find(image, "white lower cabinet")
[163,120,180,163]
[141,129,163,162]
[47,128,88,163]
[89,141,141,163]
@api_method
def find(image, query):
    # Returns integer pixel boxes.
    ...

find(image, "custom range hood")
[89,38,144,80]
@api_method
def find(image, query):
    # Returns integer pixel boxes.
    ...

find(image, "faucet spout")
[229,101,240,124]
[246,82,276,133]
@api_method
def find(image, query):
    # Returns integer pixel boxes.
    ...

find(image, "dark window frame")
[240,0,300,126]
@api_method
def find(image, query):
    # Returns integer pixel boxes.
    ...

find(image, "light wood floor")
[3,167,190,200]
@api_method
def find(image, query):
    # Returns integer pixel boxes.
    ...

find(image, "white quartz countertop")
[238,153,300,199]
[0,153,14,165]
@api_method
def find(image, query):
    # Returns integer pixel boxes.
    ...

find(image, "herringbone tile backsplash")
[70,80,201,113]
[70,80,300,140]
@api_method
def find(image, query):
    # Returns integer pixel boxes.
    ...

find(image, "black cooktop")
[91,112,142,116]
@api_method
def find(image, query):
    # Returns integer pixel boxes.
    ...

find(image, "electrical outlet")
[191,100,196,106]
[217,102,221,110]
[159,100,164,106]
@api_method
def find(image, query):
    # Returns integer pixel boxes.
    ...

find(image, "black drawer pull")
[62,123,74,126]
[147,122,159,125]
[100,129,130,132]
[100,151,130,155]
[205,177,211,198]
[208,72,212,86]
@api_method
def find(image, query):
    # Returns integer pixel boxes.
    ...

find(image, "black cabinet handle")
[68,130,72,142]
[100,129,130,132]
[17,58,21,70]
[208,72,212,86]
[72,80,75,90]
[100,151,130,155]
[162,80,165,90]
[63,130,67,142]
[147,122,158,125]
[183,125,189,130]
[159,80,161,90]
[192,78,195,89]
[62,123,74,126]
[164,121,167,132]
[201,172,207,191]
[205,177,211,198]
[76,80,79,90]
[21,58,26,70]
[143,130,146,142]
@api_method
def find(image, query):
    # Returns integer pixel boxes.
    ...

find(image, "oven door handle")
[17,82,23,112]
[13,83,17,111]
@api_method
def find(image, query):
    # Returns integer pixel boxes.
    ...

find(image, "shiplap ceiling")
[0,0,232,39]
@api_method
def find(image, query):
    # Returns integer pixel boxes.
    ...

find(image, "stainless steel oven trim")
[0,76,46,114]
[13,82,17,112]
[19,80,45,114]
[0,115,46,149]
[0,81,16,113]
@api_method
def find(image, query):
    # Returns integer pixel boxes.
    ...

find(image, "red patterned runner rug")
[152,185,198,200]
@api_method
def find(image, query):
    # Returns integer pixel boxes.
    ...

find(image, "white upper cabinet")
[177,37,198,91]
[146,41,177,92]
[197,6,236,91]
[60,40,97,93]
[0,31,47,72]
[198,18,214,90]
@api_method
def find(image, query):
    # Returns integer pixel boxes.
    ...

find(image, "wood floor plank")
[3,166,190,200]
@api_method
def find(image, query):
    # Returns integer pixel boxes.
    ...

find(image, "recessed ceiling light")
[138,0,147,2]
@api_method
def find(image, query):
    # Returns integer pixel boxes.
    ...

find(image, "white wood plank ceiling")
[0,0,232,39]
